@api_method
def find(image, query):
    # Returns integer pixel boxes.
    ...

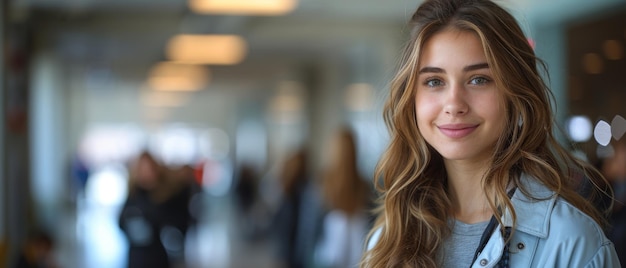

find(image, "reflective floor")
[54,192,280,268]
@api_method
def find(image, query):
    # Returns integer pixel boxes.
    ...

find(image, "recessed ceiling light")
[188,0,298,16]
[166,35,247,65]
[147,62,210,91]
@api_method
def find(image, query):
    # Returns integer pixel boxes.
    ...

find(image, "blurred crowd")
[49,124,377,268]
[117,151,203,268]
[233,126,375,268]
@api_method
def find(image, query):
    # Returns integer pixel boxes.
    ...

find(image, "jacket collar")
[502,174,556,238]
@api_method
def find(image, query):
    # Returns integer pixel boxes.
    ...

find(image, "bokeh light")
[582,53,604,74]
[85,164,128,206]
[597,143,615,159]
[611,115,626,140]
[594,120,612,146]
[566,115,593,142]
[602,40,623,60]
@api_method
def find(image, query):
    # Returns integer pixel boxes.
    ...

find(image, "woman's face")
[414,29,506,164]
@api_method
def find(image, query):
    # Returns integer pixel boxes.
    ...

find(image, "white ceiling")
[13,0,625,93]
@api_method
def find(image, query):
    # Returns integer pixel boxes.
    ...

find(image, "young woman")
[361,0,621,267]
[314,127,373,268]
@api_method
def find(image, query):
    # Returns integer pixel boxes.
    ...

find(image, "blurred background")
[0,0,625,267]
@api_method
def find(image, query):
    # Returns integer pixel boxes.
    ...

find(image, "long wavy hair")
[361,0,612,267]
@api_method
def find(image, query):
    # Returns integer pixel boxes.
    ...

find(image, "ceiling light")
[166,35,247,65]
[147,62,209,91]
[188,0,297,16]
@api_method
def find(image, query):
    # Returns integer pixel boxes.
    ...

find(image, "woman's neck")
[445,159,492,224]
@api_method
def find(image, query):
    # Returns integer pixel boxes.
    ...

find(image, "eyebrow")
[418,62,490,74]
[463,62,489,72]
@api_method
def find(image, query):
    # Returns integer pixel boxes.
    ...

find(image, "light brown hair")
[361,0,611,267]
[321,127,370,215]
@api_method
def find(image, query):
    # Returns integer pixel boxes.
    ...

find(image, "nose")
[443,84,468,116]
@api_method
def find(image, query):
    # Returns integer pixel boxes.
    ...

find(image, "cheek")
[483,96,507,132]
[415,95,437,127]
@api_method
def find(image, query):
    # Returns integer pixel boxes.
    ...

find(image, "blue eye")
[470,77,490,85]
[425,79,444,87]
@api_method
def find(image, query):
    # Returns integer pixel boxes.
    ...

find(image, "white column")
[29,52,66,230]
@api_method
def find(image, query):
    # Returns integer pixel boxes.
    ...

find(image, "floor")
[53,192,281,268]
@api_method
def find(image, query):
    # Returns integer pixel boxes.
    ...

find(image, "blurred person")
[118,151,171,268]
[159,164,203,267]
[233,163,265,239]
[272,148,324,268]
[601,139,626,262]
[361,0,620,267]
[313,127,373,268]
[234,163,259,213]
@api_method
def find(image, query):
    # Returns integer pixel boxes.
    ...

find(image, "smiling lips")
[438,124,479,138]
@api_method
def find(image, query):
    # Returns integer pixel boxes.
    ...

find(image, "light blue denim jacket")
[367,175,622,267]
[471,175,621,268]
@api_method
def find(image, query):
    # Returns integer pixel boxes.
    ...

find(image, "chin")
[436,147,479,161]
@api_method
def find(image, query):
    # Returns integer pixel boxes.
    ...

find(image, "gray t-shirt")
[441,219,490,268]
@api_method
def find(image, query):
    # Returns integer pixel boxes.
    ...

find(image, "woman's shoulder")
[550,197,608,241]
[512,177,620,266]
[512,175,610,246]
